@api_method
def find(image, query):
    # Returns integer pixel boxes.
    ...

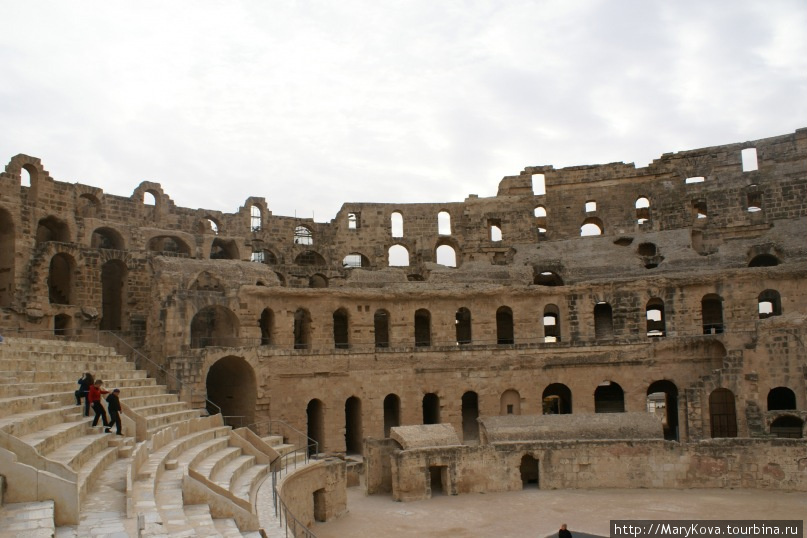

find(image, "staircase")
[0,337,294,537]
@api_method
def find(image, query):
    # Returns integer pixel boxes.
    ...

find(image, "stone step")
[0,406,76,438]
[262,434,283,446]
[212,517,245,538]
[77,444,121,507]
[17,418,90,456]
[0,376,157,398]
[194,446,242,481]
[2,337,117,354]
[183,504,223,537]
[0,500,55,538]
[211,454,255,491]
[0,359,137,373]
[122,393,181,410]
[231,463,270,504]
[47,430,113,472]
[145,409,204,435]
[0,368,148,384]
[135,401,187,417]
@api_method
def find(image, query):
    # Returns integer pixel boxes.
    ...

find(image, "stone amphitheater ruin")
[0,128,805,535]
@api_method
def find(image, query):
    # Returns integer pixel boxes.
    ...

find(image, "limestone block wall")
[276,459,347,529]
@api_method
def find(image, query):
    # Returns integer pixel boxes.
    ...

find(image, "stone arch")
[767,387,796,410]
[48,252,75,305]
[294,225,313,245]
[259,308,274,345]
[496,306,514,345]
[190,305,239,348]
[770,416,803,438]
[307,399,325,455]
[100,259,127,331]
[635,196,651,223]
[390,211,404,238]
[294,308,312,349]
[701,294,724,334]
[594,302,613,339]
[91,227,125,250]
[388,244,410,267]
[77,193,101,218]
[54,313,72,336]
[0,208,15,307]
[543,304,561,342]
[295,250,326,266]
[147,235,192,257]
[374,309,390,348]
[461,391,479,442]
[205,355,256,426]
[758,290,782,318]
[435,242,458,268]
[709,388,737,438]
[309,274,329,288]
[580,217,604,236]
[519,454,539,488]
[437,210,451,235]
[36,216,71,245]
[415,309,431,346]
[748,254,779,267]
[533,270,563,286]
[542,383,572,414]
[647,380,678,440]
[345,396,363,455]
[250,204,263,232]
[190,271,224,293]
[423,393,440,424]
[500,389,521,415]
[342,252,370,268]
[383,394,401,437]
[333,308,349,349]
[455,307,472,345]
[594,381,624,413]
[646,298,666,337]
[210,238,239,260]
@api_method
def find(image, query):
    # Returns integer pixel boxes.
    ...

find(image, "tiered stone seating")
[0,337,285,536]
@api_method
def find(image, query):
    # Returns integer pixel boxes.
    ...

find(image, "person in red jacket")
[88,379,109,428]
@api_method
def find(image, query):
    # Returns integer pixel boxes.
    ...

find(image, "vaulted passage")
[190,306,239,348]
[100,260,126,331]
[543,383,572,414]
[307,399,325,455]
[415,309,431,346]
[374,310,390,348]
[461,391,479,442]
[647,380,679,441]
[423,393,440,424]
[519,454,539,489]
[709,388,737,438]
[48,253,75,305]
[206,355,256,427]
[496,307,514,344]
[345,396,363,455]
[383,394,400,437]
[595,381,624,413]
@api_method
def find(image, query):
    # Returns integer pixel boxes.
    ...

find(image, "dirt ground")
[313,487,806,538]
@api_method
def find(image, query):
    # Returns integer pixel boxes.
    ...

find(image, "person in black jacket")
[104,388,123,435]
[75,372,94,417]
[559,524,572,538]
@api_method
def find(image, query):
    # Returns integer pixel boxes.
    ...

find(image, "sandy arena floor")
[313,487,806,538]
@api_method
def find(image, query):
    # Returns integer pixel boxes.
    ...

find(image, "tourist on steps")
[88,379,110,428]
[75,372,94,417]
[104,388,123,435]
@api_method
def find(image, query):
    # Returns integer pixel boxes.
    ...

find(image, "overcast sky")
[2,1,805,222]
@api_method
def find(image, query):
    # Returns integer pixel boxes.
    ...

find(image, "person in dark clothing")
[89,379,109,428]
[104,389,123,435]
[75,372,94,417]
[559,523,572,538]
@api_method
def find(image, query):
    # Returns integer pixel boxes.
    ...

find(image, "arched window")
[702,294,724,334]
[461,391,479,442]
[438,211,451,235]
[594,381,624,413]
[190,305,239,348]
[259,308,273,345]
[415,309,431,347]
[455,307,472,345]
[496,306,514,345]
[635,197,650,223]
[423,393,440,424]
[489,219,502,242]
[580,218,603,236]
[333,308,349,349]
[100,260,127,331]
[388,245,410,267]
[746,187,762,212]
[542,383,572,414]
[91,227,124,250]
[500,389,521,415]
[250,205,262,231]
[295,250,326,266]
[210,238,238,260]
[534,206,547,218]
[767,387,796,411]
[143,191,157,206]
[344,396,363,455]
[543,304,560,342]
[294,225,313,245]
[391,212,404,238]
[758,290,782,319]
[383,394,401,437]
[770,416,803,439]
[374,310,390,348]
[347,212,360,229]
[342,253,370,268]
[749,254,779,267]
[36,216,70,245]
[48,253,75,305]
[741,147,758,172]
[294,308,312,349]
[436,244,457,267]
[709,388,737,438]
[309,274,328,288]
[594,302,613,339]
[647,380,679,441]
[646,298,665,337]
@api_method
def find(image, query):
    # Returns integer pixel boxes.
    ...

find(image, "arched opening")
[594,302,613,339]
[54,313,71,336]
[637,242,657,257]
[580,217,603,236]
[250,205,262,231]
[489,219,502,242]
[758,290,782,318]
[746,189,762,212]
[455,307,472,345]
[500,389,521,415]
[383,394,401,437]
[294,225,313,245]
[259,308,273,345]
[333,308,349,349]
[543,304,560,342]
[496,306,514,345]
[91,227,124,250]
[307,399,325,455]
[702,294,724,334]
[36,216,70,245]
[647,380,679,441]
[295,250,326,266]
[293,308,312,350]
[190,306,239,348]
[100,260,126,331]
[435,244,457,267]
[415,309,431,347]
[345,396,363,455]
[741,147,758,172]
[388,244,409,267]
[519,454,539,489]
[309,274,328,288]
[461,391,479,442]
[147,236,191,257]
[391,212,404,238]
[767,387,796,410]
[437,211,451,235]
[143,191,157,206]
[203,217,219,235]
[594,381,624,413]
[646,298,665,337]
[190,271,223,292]
[709,388,737,438]
[748,254,779,267]
[423,393,440,424]
[692,199,708,220]
[770,416,803,439]
[20,165,33,187]
[48,253,74,305]
[374,309,390,348]
[542,383,572,414]
[635,197,650,223]
[342,253,370,268]
[534,271,563,286]
[78,193,100,218]
[0,209,15,307]
[347,212,360,230]
[205,356,256,426]
[210,238,239,260]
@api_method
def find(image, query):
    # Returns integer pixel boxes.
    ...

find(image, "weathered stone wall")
[276,459,347,528]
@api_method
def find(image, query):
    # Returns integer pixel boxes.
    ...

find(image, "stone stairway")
[0,337,294,537]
